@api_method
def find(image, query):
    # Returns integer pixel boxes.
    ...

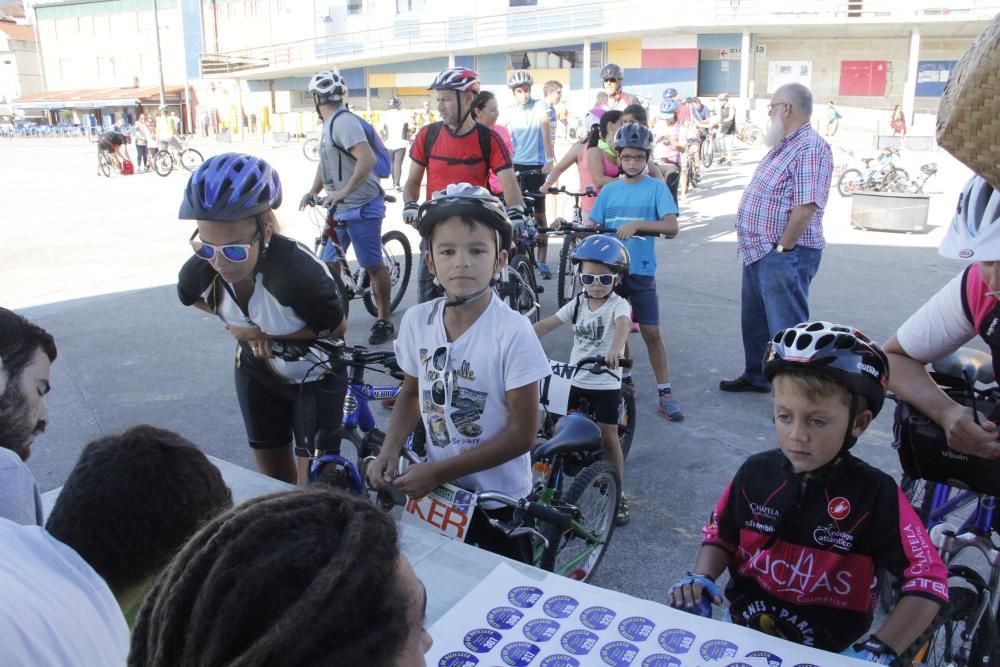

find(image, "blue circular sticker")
[543,595,579,619]
[523,618,560,642]
[600,640,640,667]
[438,651,480,667]
[745,651,782,667]
[725,663,754,667]
[641,656,682,667]
[700,639,739,661]
[657,629,695,654]
[792,664,821,667]
[463,628,503,654]
[618,616,655,642]
[579,605,617,630]
[561,629,599,655]
[500,641,541,667]
[539,656,581,667]
[508,586,544,609]
[487,606,525,630]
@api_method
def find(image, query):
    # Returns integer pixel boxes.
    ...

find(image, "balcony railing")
[199,0,1000,78]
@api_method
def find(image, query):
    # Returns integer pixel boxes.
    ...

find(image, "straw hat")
[937,13,1000,189]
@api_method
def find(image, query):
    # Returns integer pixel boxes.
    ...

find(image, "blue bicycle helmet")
[662,87,679,100]
[570,235,630,274]
[660,100,679,117]
[179,153,282,221]
[614,123,654,153]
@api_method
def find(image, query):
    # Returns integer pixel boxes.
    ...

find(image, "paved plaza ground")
[0,129,977,599]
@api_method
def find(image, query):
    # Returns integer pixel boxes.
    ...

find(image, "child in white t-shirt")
[533,235,633,525]
[368,184,550,562]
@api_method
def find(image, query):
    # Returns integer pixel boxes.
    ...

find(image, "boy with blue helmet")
[534,235,634,525]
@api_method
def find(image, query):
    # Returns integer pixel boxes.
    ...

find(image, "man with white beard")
[719,84,833,393]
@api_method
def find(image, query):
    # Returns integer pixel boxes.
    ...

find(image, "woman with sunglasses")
[177,153,348,485]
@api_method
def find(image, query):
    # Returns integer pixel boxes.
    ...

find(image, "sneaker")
[615,495,631,526]
[658,391,684,421]
[537,262,552,280]
[368,319,395,345]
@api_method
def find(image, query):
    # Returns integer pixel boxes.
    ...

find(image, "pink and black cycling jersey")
[701,449,948,652]
[961,262,1000,380]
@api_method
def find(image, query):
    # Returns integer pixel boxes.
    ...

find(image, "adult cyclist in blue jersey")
[501,70,556,279]
[177,153,348,485]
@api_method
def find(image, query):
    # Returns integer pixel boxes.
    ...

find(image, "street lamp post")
[153,0,167,107]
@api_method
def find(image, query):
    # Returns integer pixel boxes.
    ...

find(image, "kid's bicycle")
[152,136,204,176]
[305,194,412,320]
[548,185,597,307]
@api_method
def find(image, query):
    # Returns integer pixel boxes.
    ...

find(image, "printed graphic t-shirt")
[588,175,678,276]
[555,292,632,389]
[394,294,550,501]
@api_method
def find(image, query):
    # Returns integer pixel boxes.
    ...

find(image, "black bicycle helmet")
[613,123,654,153]
[763,321,890,421]
[600,63,624,81]
[570,235,630,274]
[387,96,401,109]
[417,183,512,251]
[178,153,282,221]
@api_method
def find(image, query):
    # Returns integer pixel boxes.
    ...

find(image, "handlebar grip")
[619,358,634,369]
[522,501,573,529]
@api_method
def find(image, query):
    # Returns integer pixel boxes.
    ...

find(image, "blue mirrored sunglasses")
[579,273,616,287]
[190,229,261,263]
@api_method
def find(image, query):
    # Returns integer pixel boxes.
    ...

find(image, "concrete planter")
[851,191,931,233]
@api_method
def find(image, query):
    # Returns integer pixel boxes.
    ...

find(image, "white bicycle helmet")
[428,67,480,94]
[308,71,347,103]
[507,71,534,89]
[939,175,1000,261]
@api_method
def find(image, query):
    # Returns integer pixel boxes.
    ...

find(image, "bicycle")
[884,347,1000,665]
[548,185,596,307]
[700,124,720,168]
[152,136,205,177]
[895,162,938,195]
[736,121,763,146]
[270,338,406,506]
[97,150,115,178]
[837,147,908,197]
[303,136,320,162]
[305,194,412,321]
[685,138,702,189]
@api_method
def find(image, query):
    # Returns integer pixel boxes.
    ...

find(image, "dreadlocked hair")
[129,488,409,667]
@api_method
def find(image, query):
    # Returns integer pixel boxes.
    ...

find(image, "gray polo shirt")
[319,108,382,210]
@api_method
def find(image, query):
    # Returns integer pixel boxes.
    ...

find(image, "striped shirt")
[735,123,833,265]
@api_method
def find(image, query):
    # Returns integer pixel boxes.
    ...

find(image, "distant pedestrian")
[133,113,152,172]
[890,104,906,137]
[599,64,638,112]
[720,83,833,394]
[381,96,410,191]
[826,100,842,137]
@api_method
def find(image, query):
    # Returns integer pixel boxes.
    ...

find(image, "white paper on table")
[427,562,865,667]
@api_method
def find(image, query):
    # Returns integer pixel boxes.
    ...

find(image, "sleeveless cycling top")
[578,145,619,217]
[506,98,546,165]
[961,263,1000,380]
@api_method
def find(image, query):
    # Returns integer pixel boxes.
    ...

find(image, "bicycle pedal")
[536,286,545,294]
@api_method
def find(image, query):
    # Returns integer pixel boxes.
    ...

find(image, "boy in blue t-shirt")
[588,123,681,420]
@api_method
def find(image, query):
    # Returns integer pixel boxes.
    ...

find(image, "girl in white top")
[533,235,633,525]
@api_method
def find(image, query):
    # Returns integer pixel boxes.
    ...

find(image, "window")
[98,56,116,78]
[509,44,601,70]
[510,0,538,5]
[396,0,423,11]
[58,59,73,80]
[348,0,363,15]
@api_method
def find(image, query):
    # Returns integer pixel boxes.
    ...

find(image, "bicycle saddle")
[932,348,995,385]
[861,158,874,167]
[532,413,602,461]
[921,163,938,175]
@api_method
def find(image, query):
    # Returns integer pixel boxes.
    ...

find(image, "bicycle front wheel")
[180,148,204,171]
[362,230,412,317]
[512,258,541,323]
[540,460,620,582]
[303,138,320,162]
[837,168,863,196]
[902,586,985,667]
[153,150,174,177]
[98,153,111,178]
[701,138,714,168]
[556,234,582,308]
[618,382,636,460]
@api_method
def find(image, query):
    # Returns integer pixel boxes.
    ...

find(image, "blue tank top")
[506,98,546,165]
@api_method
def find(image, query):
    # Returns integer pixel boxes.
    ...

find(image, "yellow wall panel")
[396,87,430,97]
[368,73,395,88]
[607,39,643,68]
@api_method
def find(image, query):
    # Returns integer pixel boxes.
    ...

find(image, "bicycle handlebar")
[554,224,661,238]
[477,492,574,529]
[304,192,397,209]
[271,339,398,369]
[547,185,596,199]
[574,355,634,372]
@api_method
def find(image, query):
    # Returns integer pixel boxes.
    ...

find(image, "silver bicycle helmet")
[308,71,347,103]
[601,63,625,81]
[507,71,534,89]
[939,175,1000,261]
[417,183,512,251]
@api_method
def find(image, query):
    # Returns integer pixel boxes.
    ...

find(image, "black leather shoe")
[719,376,770,393]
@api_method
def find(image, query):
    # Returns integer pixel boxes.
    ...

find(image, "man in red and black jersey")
[403,67,526,302]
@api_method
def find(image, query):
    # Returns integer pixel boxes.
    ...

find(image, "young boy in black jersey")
[669,322,947,663]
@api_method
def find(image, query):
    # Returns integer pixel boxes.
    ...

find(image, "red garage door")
[839,60,888,96]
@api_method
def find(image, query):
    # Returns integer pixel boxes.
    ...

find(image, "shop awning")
[14,85,185,111]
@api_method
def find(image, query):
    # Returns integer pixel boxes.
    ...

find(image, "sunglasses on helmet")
[190,229,261,263]
[579,273,616,287]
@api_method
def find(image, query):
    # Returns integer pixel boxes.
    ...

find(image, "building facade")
[0,19,41,108]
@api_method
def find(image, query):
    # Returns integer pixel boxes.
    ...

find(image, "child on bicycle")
[587,122,682,421]
[533,235,633,525]
[668,322,948,663]
[367,183,550,562]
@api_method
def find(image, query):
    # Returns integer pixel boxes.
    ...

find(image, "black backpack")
[422,121,494,179]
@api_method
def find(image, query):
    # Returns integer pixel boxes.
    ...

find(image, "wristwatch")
[855,635,897,660]
[773,243,794,253]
